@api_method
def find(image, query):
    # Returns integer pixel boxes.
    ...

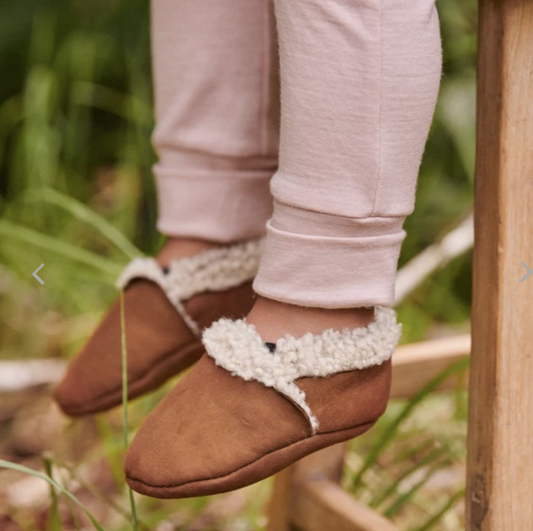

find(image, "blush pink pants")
[151,0,442,309]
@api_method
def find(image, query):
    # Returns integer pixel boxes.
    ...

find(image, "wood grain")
[266,445,347,531]
[267,445,397,531]
[291,479,398,531]
[467,0,533,528]
[391,335,470,398]
[266,467,293,531]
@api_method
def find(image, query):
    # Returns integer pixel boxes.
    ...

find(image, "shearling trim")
[115,257,201,336]
[202,306,402,433]
[115,239,263,337]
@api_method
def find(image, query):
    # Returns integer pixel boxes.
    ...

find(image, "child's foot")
[53,237,262,416]
[124,298,401,499]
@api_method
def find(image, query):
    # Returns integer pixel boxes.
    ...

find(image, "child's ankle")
[156,237,219,267]
[246,296,375,343]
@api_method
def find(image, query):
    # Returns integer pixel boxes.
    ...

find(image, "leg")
[54,0,279,416]
[124,0,443,498]
[152,0,279,251]
[253,0,442,313]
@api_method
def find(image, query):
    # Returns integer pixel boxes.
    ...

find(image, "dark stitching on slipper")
[264,342,276,353]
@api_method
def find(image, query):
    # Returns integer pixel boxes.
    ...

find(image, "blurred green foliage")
[398,0,477,341]
[0,0,156,334]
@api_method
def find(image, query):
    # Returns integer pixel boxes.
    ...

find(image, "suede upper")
[54,280,255,416]
[124,354,391,498]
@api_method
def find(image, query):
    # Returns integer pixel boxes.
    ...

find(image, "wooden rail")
[269,446,398,531]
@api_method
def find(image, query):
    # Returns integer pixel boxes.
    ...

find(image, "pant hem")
[253,220,404,308]
[155,165,274,243]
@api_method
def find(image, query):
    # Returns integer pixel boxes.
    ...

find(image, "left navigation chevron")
[32,263,45,285]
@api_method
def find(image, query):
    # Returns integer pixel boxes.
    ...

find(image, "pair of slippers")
[54,239,401,499]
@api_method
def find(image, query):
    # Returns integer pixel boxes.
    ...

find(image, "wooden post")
[467,0,533,529]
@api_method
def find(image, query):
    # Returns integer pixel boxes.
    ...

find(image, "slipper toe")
[54,280,196,416]
[124,355,310,498]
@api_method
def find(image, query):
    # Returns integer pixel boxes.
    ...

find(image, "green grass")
[0,460,107,531]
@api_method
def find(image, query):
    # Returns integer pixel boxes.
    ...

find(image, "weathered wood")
[267,445,397,531]
[391,335,470,398]
[467,0,533,529]
[266,445,347,531]
[267,468,293,531]
[291,442,347,484]
[291,446,397,531]
[0,360,66,392]
[291,478,398,531]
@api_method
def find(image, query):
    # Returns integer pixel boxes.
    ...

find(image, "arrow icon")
[520,261,532,282]
[32,263,45,285]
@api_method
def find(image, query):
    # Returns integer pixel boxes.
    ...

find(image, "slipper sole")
[125,420,376,499]
[58,340,204,416]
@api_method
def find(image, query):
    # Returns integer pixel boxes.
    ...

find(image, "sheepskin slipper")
[124,306,401,499]
[53,239,262,417]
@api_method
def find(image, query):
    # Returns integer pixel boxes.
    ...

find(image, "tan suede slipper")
[53,239,262,417]
[124,306,401,499]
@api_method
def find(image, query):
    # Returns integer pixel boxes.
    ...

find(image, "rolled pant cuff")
[155,165,274,243]
[253,220,405,308]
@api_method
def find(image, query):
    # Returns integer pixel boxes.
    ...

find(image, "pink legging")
[151,0,442,309]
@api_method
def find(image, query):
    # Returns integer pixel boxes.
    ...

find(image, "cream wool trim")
[203,306,402,433]
[116,239,263,337]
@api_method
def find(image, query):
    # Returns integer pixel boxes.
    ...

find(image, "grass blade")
[0,219,123,278]
[23,188,142,260]
[60,478,82,531]
[72,81,153,127]
[383,458,450,518]
[53,458,150,531]
[351,357,470,490]
[43,457,63,531]
[409,488,465,531]
[0,460,106,531]
[121,290,139,531]
[370,445,446,509]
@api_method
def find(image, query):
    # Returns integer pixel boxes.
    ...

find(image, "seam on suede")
[203,306,402,434]
[125,420,376,490]
[115,238,263,337]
